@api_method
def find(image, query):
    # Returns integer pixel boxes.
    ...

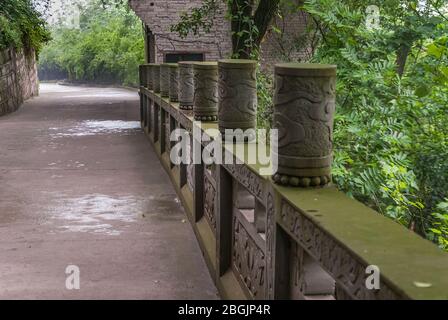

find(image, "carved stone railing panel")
[223,163,266,203]
[232,213,266,299]
[204,171,216,233]
[278,200,401,300]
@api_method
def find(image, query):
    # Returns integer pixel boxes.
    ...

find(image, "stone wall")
[0,47,39,116]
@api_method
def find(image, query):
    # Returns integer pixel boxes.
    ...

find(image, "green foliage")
[256,70,273,129]
[38,0,144,86]
[170,0,220,38]
[171,0,280,59]
[0,0,51,54]
[300,0,448,249]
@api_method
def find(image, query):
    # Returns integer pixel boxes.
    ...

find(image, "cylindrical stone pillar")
[153,64,161,94]
[160,63,171,98]
[169,63,179,102]
[147,64,156,90]
[139,65,147,87]
[178,61,195,110]
[272,63,336,188]
[193,62,218,121]
[218,59,258,134]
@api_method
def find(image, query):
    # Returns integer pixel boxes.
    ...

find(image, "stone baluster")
[193,62,218,121]
[152,64,161,94]
[168,63,179,102]
[218,59,258,137]
[160,63,171,98]
[272,63,336,187]
[178,61,195,110]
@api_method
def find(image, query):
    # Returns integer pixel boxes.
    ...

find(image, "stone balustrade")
[138,60,448,300]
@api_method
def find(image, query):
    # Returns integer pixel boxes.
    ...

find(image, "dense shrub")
[0,0,51,54]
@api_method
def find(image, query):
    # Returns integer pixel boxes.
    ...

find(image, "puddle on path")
[49,120,141,138]
[45,193,184,236]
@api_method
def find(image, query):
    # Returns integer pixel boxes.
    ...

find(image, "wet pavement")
[0,84,218,299]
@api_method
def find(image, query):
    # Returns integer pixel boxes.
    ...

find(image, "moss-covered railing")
[138,61,448,300]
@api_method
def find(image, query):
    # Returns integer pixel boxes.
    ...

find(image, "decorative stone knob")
[160,63,171,98]
[272,63,336,188]
[152,64,161,93]
[178,61,195,110]
[168,63,179,102]
[218,59,258,134]
[193,62,218,122]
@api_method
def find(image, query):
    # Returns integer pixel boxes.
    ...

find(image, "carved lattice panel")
[290,242,307,300]
[232,215,266,299]
[279,200,402,300]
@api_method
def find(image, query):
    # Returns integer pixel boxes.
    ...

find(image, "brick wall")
[0,48,39,116]
[129,0,233,62]
[260,6,312,71]
[129,0,310,69]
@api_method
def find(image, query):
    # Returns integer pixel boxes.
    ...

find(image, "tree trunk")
[230,0,280,59]
[396,44,411,78]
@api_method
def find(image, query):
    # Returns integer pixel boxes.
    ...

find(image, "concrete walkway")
[0,83,217,299]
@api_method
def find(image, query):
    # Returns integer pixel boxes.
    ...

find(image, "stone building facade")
[128,0,309,68]
[129,0,233,63]
[0,48,39,116]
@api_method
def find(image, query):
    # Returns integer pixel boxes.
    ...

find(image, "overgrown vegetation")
[0,0,51,55]
[38,0,144,86]
[304,0,448,250]
[173,0,448,251]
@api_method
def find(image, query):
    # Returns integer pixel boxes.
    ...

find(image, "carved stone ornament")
[193,62,218,122]
[218,59,258,134]
[168,64,179,102]
[272,63,336,187]
[160,63,171,98]
[178,61,195,110]
[152,64,161,93]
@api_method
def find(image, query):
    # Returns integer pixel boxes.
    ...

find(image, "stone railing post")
[160,63,171,98]
[272,63,336,187]
[193,62,218,121]
[169,63,179,102]
[218,59,258,136]
[178,61,195,110]
[152,64,161,94]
